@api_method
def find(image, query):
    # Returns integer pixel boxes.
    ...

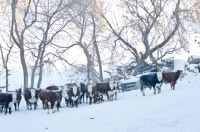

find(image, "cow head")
[87,85,94,97]
[156,72,162,82]
[62,84,69,90]
[10,92,17,103]
[29,89,37,103]
[109,81,114,90]
[72,86,78,95]
[62,89,69,100]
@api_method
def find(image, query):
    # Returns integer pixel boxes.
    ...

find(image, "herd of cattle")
[0,70,182,115]
[0,81,118,114]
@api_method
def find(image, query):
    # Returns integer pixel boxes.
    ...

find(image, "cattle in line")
[46,85,65,107]
[63,83,81,108]
[24,88,41,110]
[8,88,22,111]
[76,82,86,104]
[86,84,100,105]
[39,90,48,110]
[65,82,85,104]
[140,72,163,96]
[95,81,117,102]
[0,93,13,114]
[45,90,61,114]
[113,81,119,100]
[68,85,80,108]
[162,70,182,90]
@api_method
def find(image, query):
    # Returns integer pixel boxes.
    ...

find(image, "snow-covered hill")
[0,71,200,132]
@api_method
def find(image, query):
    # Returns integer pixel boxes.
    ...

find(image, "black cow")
[0,93,13,114]
[86,84,99,105]
[76,82,86,104]
[140,72,163,96]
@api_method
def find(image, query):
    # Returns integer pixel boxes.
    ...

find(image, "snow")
[0,72,200,132]
[173,59,186,71]
[120,76,139,84]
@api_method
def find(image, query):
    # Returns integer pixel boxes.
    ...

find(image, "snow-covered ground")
[1,71,200,132]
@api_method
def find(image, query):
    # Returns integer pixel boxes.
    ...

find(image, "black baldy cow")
[140,72,163,96]
[24,88,41,110]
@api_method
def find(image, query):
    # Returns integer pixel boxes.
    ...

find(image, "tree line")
[0,0,199,92]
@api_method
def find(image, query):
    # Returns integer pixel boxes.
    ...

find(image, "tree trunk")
[91,14,103,81]
[37,47,45,88]
[20,49,28,91]
[30,46,42,88]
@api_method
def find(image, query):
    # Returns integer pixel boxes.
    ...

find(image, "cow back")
[0,93,13,105]
[140,73,161,87]
[162,70,182,83]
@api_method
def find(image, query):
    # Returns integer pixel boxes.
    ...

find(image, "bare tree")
[28,0,79,88]
[0,36,13,91]
[100,0,183,76]
[10,0,39,90]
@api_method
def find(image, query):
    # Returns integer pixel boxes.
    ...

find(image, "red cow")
[162,70,182,90]
[95,81,116,102]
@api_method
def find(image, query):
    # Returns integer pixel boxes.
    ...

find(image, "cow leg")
[9,107,12,114]
[141,86,145,96]
[79,96,82,104]
[17,102,20,111]
[26,102,30,110]
[82,94,85,103]
[47,102,50,114]
[157,87,161,94]
[14,103,17,111]
[172,82,175,90]
[17,102,19,111]
[30,103,32,110]
[67,100,69,107]
[34,102,37,110]
[86,94,88,104]
[0,105,3,113]
[141,87,145,96]
[106,93,110,101]
[75,100,78,108]
[70,100,74,108]
[89,97,92,105]
[52,101,57,113]
[153,88,156,95]
[5,104,8,115]
[115,91,117,100]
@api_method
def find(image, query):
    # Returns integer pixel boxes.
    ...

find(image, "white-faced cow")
[140,72,163,96]
[45,90,61,114]
[8,88,22,111]
[24,88,41,110]
[39,90,48,110]
[46,85,65,107]
[63,83,80,108]
[0,93,13,114]
[95,81,116,102]
[162,70,182,90]
[86,84,99,105]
